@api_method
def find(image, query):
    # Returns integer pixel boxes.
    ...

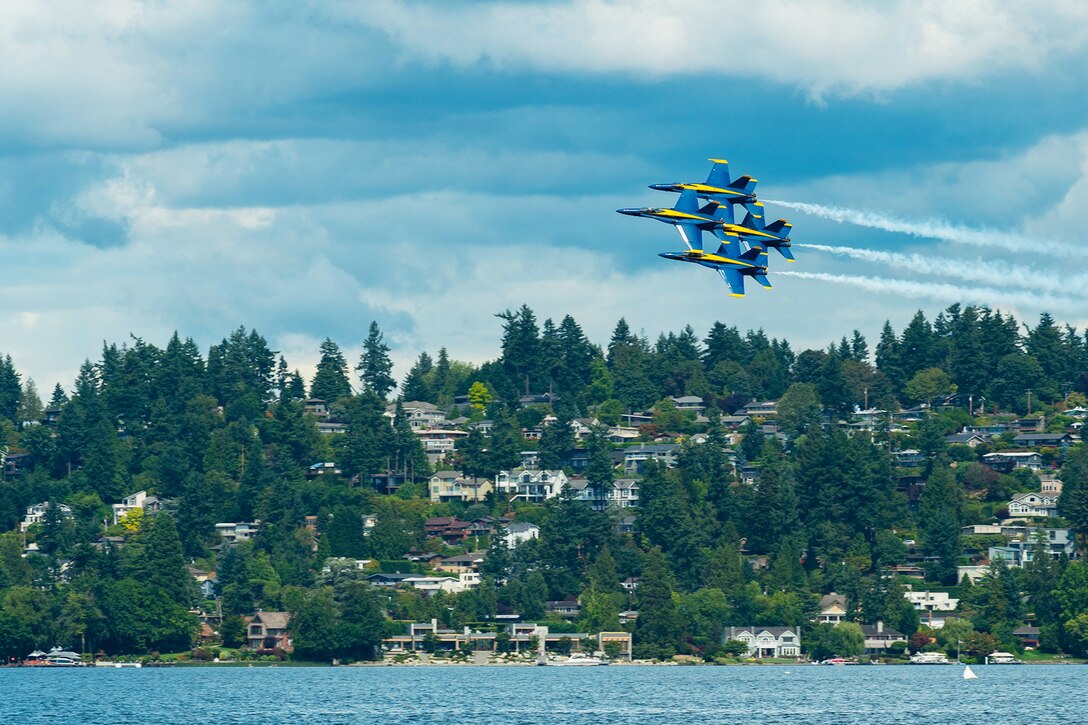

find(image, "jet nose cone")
[616,208,642,216]
[647,184,671,191]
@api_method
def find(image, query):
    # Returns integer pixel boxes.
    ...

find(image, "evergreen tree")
[357,321,396,400]
[497,305,541,394]
[310,338,352,403]
[401,352,434,402]
[15,378,43,425]
[135,512,196,607]
[919,463,964,584]
[635,547,683,656]
[49,382,69,408]
[0,354,21,422]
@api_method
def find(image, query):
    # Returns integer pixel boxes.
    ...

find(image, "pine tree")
[0,354,21,421]
[635,547,683,656]
[357,321,396,400]
[310,338,352,403]
[401,352,434,402]
[16,378,43,425]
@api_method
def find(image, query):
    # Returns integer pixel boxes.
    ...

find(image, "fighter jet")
[732,202,795,261]
[648,158,758,205]
[617,189,733,251]
[658,237,772,297]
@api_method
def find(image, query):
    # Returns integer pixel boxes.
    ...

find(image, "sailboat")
[963,664,978,680]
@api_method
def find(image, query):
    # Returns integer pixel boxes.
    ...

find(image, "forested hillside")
[1,303,1087,662]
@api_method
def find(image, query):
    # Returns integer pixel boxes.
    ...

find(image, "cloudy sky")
[4,0,1088,392]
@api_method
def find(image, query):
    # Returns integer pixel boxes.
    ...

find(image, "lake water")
[0,664,1082,724]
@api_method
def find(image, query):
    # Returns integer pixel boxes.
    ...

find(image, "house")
[616,515,637,535]
[519,392,558,408]
[738,401,778,418]
[622,444,679,474]
[1007,491,1060,519]
[494,469,569,503]
[723,626,801,658]
[367,572,468,595]
[416,428,468,464]
[958,565,990,583]
[20,502,73,532]
[1013,432,1075,448]
[2,451,31,479]
[961,524,1003,536]
[1040,476,1063,495]
[720,415,752,429]
[387,401,448,431]
[568,477,640,511]
[306,461,342,478]
[860,622,905,654]
[315,420,347,434]
[670,395,705,412]
[504,522,540,548]
[892,449,926,466]
[946,432,991,448]
[303,398,330,418]
[1013,417,1046,433]
[818,593,848,625]
[424,517,474,544]
[989,527,1076,564]
[546,600,582,618]
[428,470,493,503]
[110,490,160,525]
[247,611,292,652]
[621,412,654,427]
[215,521,260,544]
[607,426,641,444]
[983,451,1043,473]
[904,590,959,613]
[1012,625,1041,648]
[381,621,631,659]
[435,552,487,574]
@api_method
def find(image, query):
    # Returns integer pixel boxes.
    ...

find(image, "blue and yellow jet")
[649,158,758,205]
[617,189,793,259]
[658,237,772,298]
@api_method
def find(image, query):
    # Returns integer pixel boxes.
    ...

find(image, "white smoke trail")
[795,242,1084,293]
[765,200,1074,256]
[777,270,1084,313]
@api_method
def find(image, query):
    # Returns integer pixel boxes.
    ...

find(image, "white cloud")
[352,0,1088,97]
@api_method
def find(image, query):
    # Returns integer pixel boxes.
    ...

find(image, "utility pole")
[1027,389,1033,416]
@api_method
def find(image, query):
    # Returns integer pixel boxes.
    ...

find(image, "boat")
[818,657,850,665]
[909,652,951,664]
[95,661,143,668]
[547,653,608,666]
[985,652,1024,665]
[963,665,978,679]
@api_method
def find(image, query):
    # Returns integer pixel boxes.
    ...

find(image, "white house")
[20,502,73,532]
[904,590,959,613]
[111,490,158,525]
[504,522,541,548]
[495,469,569,503]
[417,428,468,465]
[387,401,448,431]
[1007,491,1059,518]
[723,626,801,658]
[215,521,260,544]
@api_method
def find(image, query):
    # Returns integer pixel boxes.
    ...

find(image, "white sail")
[963,665,978,679]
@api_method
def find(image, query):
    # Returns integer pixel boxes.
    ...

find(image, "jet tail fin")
[705,159,730,188]
[752,271,773,289]
[739,245,766,264]
[675,189,700,214]
[765,219,792,239]
[741,201,766,230]
[729,175,757,196]
[775,244,796,262]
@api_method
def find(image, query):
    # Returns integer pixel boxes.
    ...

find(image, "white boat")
[986,652,1024,665]
[548,653,608,666]
[95,661,142,668]
[963,665,978,679]
[910,652,951,664]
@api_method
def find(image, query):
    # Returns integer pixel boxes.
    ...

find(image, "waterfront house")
[860,622,905,654]
[247,611,292,652]
[723,626,801,658]
[818,593,848,625]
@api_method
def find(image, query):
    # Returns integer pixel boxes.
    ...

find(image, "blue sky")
[3,1,1088,392]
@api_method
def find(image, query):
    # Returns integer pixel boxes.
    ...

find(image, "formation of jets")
[617,159,794,297]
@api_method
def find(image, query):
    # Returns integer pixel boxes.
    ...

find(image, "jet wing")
[718,267,746,297]
[676,223,703,251]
